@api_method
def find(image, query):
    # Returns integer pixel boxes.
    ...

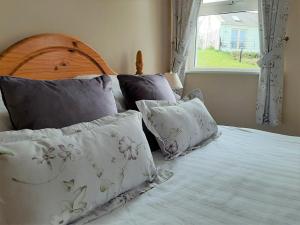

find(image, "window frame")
[187,0,260,74]
[200,0,258,16]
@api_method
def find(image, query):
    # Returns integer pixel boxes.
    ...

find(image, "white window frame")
[200,0,258,16]
[186,0,260,74]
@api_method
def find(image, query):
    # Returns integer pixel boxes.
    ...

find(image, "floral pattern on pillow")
[0,111,159,225]
[136,99,219,159]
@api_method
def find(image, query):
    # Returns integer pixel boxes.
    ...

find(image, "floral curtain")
[171,0,202,82]
[256,0,289,126]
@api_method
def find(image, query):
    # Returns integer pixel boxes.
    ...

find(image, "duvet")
[74,126,300,225]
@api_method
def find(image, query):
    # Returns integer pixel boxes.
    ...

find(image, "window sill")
[186,68,260,76]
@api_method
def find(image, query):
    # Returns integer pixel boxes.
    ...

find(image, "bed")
[81,126,300,225]
[0,34,299,225]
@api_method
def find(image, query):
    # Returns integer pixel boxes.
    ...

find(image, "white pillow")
[183,89,204,102]
[136,98,218,159]
[74,75,127,112]
[0,91,13,132]
[0,110,157,225]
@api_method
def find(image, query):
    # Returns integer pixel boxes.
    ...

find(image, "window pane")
[196,11,260,69]
[231,30,238,49]
[239,30,246,48]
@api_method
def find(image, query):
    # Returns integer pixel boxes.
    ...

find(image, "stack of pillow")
[116,74,218,158]
[0,74,218,225]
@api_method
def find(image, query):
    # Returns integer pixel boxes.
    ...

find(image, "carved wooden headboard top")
[0,34,116,80]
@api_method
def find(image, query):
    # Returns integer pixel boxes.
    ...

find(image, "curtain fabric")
[171,0,202,82]
[256,0,289,126]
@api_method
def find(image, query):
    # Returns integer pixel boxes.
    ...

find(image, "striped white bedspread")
[86,126,300,225]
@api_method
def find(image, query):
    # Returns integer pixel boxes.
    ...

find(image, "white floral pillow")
[0,111,157,225]
[136,98,218,159]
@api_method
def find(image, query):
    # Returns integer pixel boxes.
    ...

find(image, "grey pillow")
[0,76,117,130]
[74,74,127,112]
[117,74,176,110]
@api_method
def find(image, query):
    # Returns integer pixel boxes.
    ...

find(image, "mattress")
[76,126,300,225]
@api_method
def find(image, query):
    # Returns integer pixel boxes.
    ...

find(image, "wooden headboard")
[0,34,116,80]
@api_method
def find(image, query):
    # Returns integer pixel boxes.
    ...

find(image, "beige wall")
[0,0,170,74]
[185,1,300,136]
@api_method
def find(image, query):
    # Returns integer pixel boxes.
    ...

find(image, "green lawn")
[196,48,259,69]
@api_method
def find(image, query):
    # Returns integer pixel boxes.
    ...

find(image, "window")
[189,0,260,71]
[239,30,246,49]
[231,29,238,49]
[230,29,247,49]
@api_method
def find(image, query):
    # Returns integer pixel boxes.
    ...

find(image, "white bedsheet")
[81,126,300,225]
